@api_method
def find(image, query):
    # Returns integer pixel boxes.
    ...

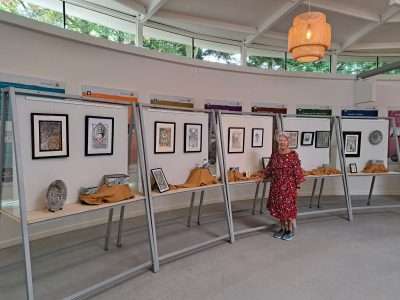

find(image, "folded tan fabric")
[174,168,218,188]
[80,184,134,205]
[227,169,249,182]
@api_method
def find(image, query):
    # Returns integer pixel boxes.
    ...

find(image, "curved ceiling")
[90,0,400,55]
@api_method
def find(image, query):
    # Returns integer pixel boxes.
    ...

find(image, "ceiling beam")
[155,10,257,34]
[348,42,400,51]
[309,0,380,22]
[141,0,170,23]
[245,0,302,45]
[113,0,146,15]
[337,6,400,54]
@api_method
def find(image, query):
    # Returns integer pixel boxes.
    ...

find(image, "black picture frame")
[251,128,264,148]
[262,157,270,169]
[85,116,114,156]
[154,121,176,154]
[301,132,314,146]
[343,131,362,157]
[285,131,299,149]
[184,123,202,153]
[315,131,330,148]
[31,113,69,159]
[228,127,245,154]
[349,163,358,173]
[151,168,170,193]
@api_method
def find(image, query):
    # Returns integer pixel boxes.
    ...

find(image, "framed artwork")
[151,168,170,193]
[154,122,176,154]
[349,163,358,173]
[262,157,270,169]
[301,132,314,146]
[343,131,362,157]
[184,123,202,153]
[251,128,264,148]
[31,113,69,159]
[315,131,330,148]
[285,131,299,149]
[228,127,245,153]
[85,116,114,156]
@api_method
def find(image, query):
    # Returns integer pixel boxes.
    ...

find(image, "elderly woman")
[263,131,305,241]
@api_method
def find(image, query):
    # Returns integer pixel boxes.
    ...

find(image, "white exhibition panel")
[339,118,389,169]
[142,108,209,185]
[221,114,273,174]
[15,95,129,211]
[282,117,331,170]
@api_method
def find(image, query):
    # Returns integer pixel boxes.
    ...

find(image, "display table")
[305,174,342,208]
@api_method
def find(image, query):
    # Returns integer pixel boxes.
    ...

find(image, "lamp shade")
[288,11,331,62]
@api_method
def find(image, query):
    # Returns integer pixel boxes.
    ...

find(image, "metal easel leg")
[367,176,376,206]
[259,181,268,214]
[116,206,125,248]
[197,190,205,225]
[186,192,196,227]
[317,178,325,208]
[309,178,318,208]
[104,208,114,251]
[252,182,260,215]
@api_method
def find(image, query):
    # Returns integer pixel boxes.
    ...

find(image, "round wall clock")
[369,130,383,145]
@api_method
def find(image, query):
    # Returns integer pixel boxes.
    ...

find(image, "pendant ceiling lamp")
[288,1,331,63]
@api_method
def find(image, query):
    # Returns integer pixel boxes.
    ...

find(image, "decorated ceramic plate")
[369,130,383,145]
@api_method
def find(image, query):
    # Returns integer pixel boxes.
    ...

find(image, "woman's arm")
[293,152,305,186]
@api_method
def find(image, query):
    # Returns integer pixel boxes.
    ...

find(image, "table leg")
[367,176,376,206]
[260,181,268,214]
[197,190,205,225]
[104,208,114,251]
[252,182,260,215]
[309,179,318,208]
[317,178,325,208]
[116,206,125,248]
[186,192,196,227]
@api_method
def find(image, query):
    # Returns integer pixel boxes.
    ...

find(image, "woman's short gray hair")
[275,131,289,142]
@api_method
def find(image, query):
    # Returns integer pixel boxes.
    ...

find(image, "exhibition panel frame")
[337,116,400,211]
[0,88,158,300]
[280,114,353,221]
[132,103,235,264]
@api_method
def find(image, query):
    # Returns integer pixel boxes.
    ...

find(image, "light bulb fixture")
[288,2,331,63]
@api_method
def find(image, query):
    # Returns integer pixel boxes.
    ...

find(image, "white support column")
[240,42,247,66]
[136,20,144,47]
[331,54,337,74]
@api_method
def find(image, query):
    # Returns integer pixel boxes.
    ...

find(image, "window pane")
[143,26,192,57]
[194,39,241,65]
[378,56,400,75]
[247,48,285,71]
[337,56,377,75]
[0,0,63,27]
[65,3,135,45]
[287,55,331,73]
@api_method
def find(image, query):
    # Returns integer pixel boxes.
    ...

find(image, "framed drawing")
[151,168,170,193]
[85,116,114,156]
[315,131,330,148]
[343,131,362,157]
[31,113,69,159]
[184,123,202,153]
[228,127,245,153]
[349,163,358,173]
[285,131,299,149]
[301,132,314,146]
[154,122,176,154]
[252,128,264,148]
[262,157,270,169]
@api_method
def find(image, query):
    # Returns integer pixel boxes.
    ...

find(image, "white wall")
[1,15,400,247]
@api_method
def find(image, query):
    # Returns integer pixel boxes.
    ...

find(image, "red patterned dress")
[264,151,305,220]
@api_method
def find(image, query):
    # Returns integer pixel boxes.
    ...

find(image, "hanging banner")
[150,94,194,109]
[251,102,287,114]
[296,105,332,116]
[204,99,242,111]
[388,110,400,163]
[341,107,378,117]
